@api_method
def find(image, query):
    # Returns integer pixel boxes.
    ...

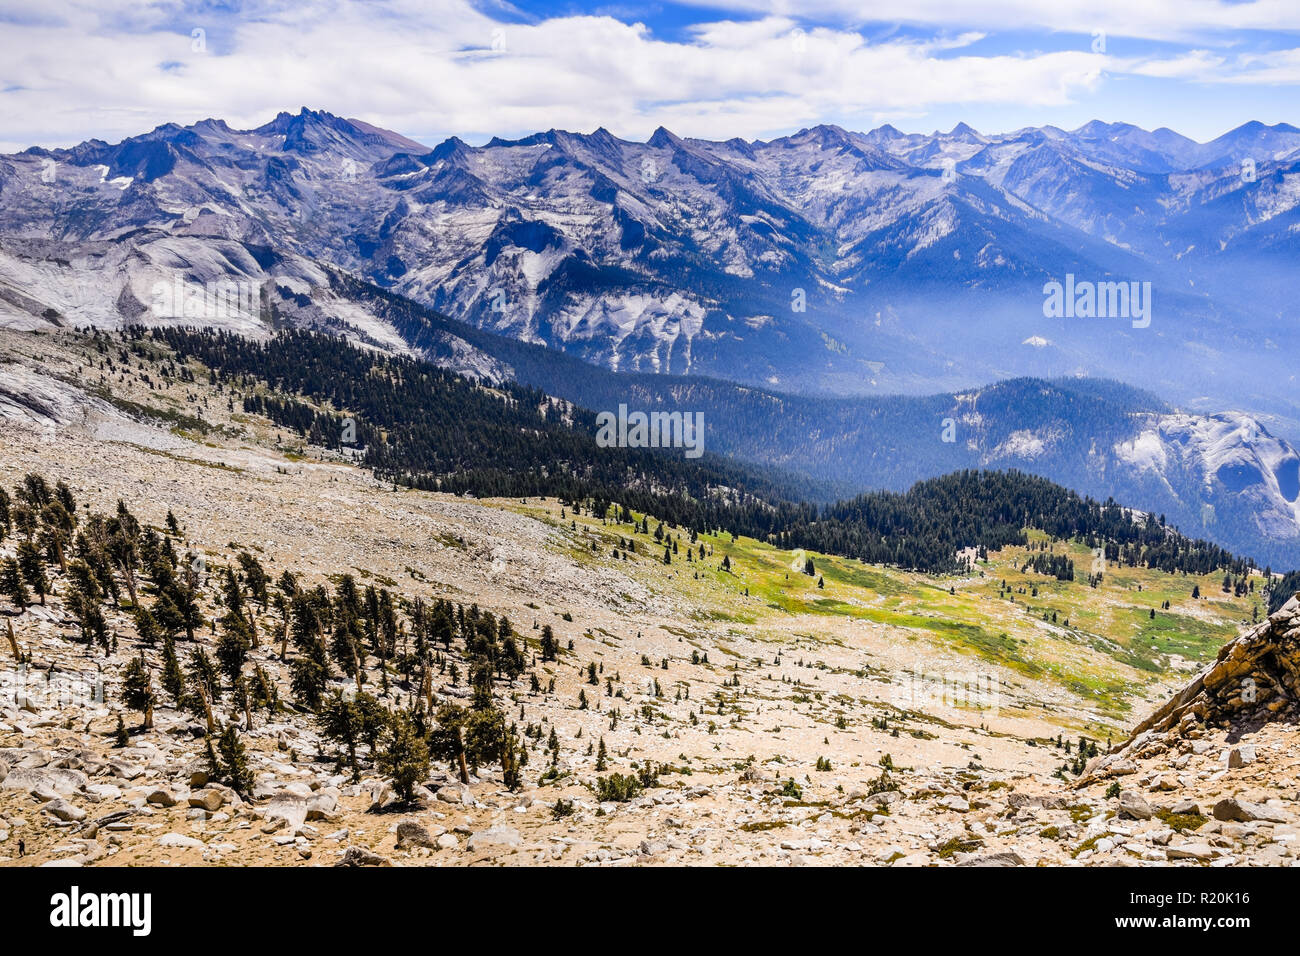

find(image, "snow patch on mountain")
[990,427,1063,461]
[1115,412,1300,541]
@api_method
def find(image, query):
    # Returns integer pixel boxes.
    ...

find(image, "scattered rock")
[1,767,86,794]
[264,793,309,831]
[307,789,338,820]
[43,798,86,822]
[435,785,472,806]
[1118,791,1153,821]
[1007,794,1064,810]
[337,846,391,867]
[466,825,521,851]
[1167,842,1215,861]
[187,789,225,812]
[1212,797,1287,824]
[395,821,438,850]
[1223,746,1256,769]
[157,833,204,849]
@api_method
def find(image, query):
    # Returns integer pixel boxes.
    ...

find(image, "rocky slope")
[0,333,1296,868]
[1095,594,1300,764]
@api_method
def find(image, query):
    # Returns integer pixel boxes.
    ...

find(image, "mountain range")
[0,108,1297,567]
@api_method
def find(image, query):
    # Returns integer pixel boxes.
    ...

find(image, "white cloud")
[0,0,1117,149]
[1123,46,1300,85]
[0,0,1294,152]
[1215,47,1300,85]
[674,0,1300,43]
[1126,50,1228,80]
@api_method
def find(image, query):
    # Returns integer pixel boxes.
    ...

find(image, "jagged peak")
[646,126,681,149]
[253,106,337,135]
[425,135,472,163]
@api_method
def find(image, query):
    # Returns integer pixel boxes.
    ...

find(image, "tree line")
[132,326,1254,577]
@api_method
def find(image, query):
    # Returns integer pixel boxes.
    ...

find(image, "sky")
[0,0,1298,152]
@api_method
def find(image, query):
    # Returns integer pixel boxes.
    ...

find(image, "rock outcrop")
[1082,593,1300,783]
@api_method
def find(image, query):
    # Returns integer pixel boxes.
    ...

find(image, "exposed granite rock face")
[1081,593,1300,783]
[1142,593,1300,731]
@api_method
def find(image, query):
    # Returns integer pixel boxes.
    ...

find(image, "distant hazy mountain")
[1,109,1298,416]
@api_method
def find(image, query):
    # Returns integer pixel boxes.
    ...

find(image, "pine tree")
[188,647,222,703]
[430,703,471,784]
[216,614,252,685]
[166,578,204,642]
[0,557,30,610]
[132,604,161,646]
[379,709,430,802]
[204,736,223,781]
[539,624,558,662]
[464,707,523,789]
[236,551,271,608]
[121,655,155,730]
[16,540,48,606]
[39,500,75,574]
[319,691,365,780]
[217,724,255,796]
[160,635,185,704]
[66,559,106,646]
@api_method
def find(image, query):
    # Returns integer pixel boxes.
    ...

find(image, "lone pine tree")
[218,724,255,796]
[121,655,155,731]
[16,540,49,606]
[0,557,30,610]
[379,709,430,802]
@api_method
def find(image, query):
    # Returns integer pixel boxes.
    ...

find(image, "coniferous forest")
[141,326,1252,579]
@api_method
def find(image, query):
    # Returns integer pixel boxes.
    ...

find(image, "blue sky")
[0,0,1297,151]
